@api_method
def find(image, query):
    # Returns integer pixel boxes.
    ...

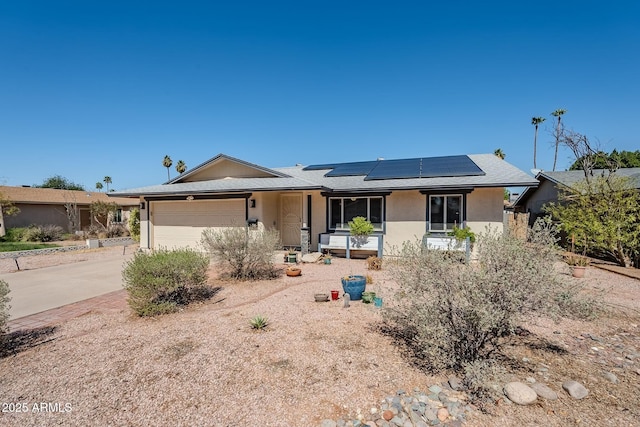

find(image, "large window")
[329,196,383,230]
[429,195,462,231]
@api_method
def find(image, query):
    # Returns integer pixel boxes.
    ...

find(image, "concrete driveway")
[1,251,133,320]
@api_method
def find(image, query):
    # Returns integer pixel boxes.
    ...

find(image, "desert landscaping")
[0,247,639,426]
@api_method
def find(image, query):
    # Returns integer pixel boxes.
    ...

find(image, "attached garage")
[150,199,246,249]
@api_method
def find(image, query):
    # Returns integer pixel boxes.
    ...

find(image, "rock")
[301,252,323,263]
[525,377,536,383]
[428,385,442,394]
[321,420,337,427]
[437,407,449,421]
[448,376,464,391]
[503,382,538,405]
[562,380,589,399]
[602,371,619,384]
[382,410,394,421]
[530,382,558,400]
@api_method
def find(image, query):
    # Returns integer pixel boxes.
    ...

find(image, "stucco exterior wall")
[466,187,505,234]
[184,160,273,182]
[524,179,559,221]
[4,204,70,231]
[384,190,426,254]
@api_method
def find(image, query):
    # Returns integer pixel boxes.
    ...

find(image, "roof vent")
[377,157,384,161]
[295,163,302,166]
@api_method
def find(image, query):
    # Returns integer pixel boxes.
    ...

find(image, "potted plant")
[348,216,374,248]
[448,225,476,249]
[286,247,297,263]
[341,275,367,300]
[323,254,332,265]
[565,253,590,278]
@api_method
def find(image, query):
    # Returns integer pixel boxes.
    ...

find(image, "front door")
[280,194,302,247]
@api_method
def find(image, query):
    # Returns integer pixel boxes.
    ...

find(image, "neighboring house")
[110,153,537,256]
[0,186,139,236]
[514,168,640,225]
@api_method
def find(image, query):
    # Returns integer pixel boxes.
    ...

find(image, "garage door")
[151,199,245,249]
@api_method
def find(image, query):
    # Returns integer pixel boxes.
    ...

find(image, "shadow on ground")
[1,326,57,358]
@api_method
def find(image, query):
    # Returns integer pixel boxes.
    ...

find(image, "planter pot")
[286,267,302,277]
[287,254,297,263]
[374,296,383,307]
[572,266,586,278]
[324,258,332,264]
[341,275,366,300]
[330,290,339,300]
[314,293,329,302]
[362,291,376,304]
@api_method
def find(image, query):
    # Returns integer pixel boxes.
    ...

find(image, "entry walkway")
[7,289,127,333]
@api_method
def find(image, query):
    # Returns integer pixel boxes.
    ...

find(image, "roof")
[514,168,640,206]
[111,153,539,197]
[0,186,139,206]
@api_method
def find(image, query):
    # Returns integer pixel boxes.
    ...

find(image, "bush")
[0,279,10,334]
[3,228,27,242]
[385,220,591,373]
[128,208,140,242]
[21,225,63,242]
[122,248,211,316]
[366,256,383,270]
[105,224,129,238]
[348,216,374,236]
[200,227,281,280]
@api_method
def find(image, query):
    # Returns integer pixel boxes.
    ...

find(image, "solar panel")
[325,161,379,177]
[305,155,485,180]
[365,155,484,180]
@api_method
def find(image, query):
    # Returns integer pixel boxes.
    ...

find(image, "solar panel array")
[304,155,485,180]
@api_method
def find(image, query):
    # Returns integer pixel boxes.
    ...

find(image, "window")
[429,195,462,231]
[329,196,383,230]
[113,208,123,223]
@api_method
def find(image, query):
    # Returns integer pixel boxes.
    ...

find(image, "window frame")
[327,195,385,232]
[427,193,464,232]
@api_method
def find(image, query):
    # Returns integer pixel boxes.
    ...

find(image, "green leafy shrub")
[348,216,374,236]
[128,208,140,242]
[447,225,476,244]
[122,248,211,316]
[3,228,27,242]
[21,225,63,242]
[0,279,10,334]
[385,220,596,373]
[200,227,280,280]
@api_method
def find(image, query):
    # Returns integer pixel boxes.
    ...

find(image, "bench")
[318,234,383,259]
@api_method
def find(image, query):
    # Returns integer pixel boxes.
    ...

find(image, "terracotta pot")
[572,266,586,278]
[286,267,302,277]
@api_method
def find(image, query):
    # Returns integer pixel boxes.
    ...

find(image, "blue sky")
[1,1,638,191]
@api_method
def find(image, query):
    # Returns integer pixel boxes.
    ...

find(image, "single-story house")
[513,168,640,225]
[0,186,139,236]
[110,153,537,256]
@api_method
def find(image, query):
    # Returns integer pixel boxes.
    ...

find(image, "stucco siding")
[4,204,69,231]
[384,191,426,254]
[466,187,505,234]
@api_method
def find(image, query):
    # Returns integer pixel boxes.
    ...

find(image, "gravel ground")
[0,250,639,426]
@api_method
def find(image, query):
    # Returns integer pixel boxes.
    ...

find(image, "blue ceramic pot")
[341,275,366,300]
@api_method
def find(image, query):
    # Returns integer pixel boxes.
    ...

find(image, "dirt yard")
[0,250,639,426]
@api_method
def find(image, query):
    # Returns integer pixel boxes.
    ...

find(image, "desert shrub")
[3,228,27,242]
[122,248,211,316]
[366,256,383,270]
[0,279,10,334]
[21,224,63,242]
[128,208,140,242]
[348,216,374,236]
[83,224,102,238]
[200,227,280,280]
[385,221,571,372]
[105,224,129,238]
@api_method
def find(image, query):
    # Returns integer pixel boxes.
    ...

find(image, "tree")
[0,190,20,217]
[35,175,85,191]
[531,116,546,169]
[545,129,640,267]
[103,176,112,192]
[90,200,118,229]
[569,150,640,171]
[63,192,80,233]
[551,109,567,171]
[163,155,173,180]
[175,160,187,175]
[544,174,640,267]
[95,182,103,192]
[493,148,505,160]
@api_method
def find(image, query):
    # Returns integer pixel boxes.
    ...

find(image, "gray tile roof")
[111,153,538,197]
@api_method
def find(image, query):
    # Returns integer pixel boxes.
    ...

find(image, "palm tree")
[95,182,103,192]
[531,116,546,169]
[163,155,173,180]
[103,176,112,192]
[494,148,505,160]
[551,109,567,171]
[175,160,187,175]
